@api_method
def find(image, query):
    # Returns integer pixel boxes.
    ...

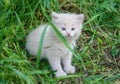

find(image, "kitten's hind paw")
[64,66,75,74]
[55,71,67,77]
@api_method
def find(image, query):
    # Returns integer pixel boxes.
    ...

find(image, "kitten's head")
[52,12,84,40]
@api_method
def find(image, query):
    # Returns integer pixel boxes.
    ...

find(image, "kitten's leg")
[62,52,75,74]
[46,55,67,77]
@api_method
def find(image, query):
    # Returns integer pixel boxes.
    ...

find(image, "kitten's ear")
[52,12,59,19]
[77,14,85,23]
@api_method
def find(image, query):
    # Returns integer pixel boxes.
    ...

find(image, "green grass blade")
[14,11,25,36]
[7,65,35,84]
[36,25,48,69]
[0,59,29,64]
[84,12,104,26]
[26,70,49,75]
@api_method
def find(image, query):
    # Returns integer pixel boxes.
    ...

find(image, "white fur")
[26,12,84,77]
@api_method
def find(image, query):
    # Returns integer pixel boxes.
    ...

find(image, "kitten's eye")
[71,28,75,31]
[61,27,66,31]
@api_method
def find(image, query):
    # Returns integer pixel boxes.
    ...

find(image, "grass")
[0,0,120,84]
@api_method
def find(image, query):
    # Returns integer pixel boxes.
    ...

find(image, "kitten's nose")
[67,32,70,36]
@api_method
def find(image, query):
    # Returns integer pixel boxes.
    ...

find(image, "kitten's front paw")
[55,71,67,77]
[64,66,75,74]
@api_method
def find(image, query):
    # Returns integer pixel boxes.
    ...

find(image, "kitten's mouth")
[66,35,73,38]
[64,33,74,38]
[67,34,70,37]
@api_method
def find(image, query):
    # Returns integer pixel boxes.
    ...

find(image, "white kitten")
[26,12,84,77]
